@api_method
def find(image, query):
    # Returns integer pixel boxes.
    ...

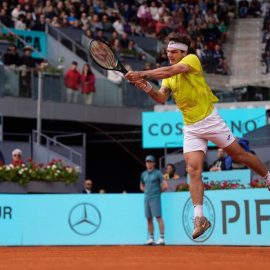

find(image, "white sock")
[264,171,270,184]
[194,205,203,218]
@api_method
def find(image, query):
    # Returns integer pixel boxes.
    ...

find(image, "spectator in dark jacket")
[3,45,20,66]
[0,149,5,165]
[19,45,36,98]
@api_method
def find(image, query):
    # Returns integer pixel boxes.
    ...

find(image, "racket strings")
[90,41,117,69]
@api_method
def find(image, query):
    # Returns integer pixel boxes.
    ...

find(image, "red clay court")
[1,246,270,270]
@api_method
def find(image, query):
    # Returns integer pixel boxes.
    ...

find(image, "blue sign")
[2,28,47,59]
[142,108,266,148]
[186,169,251,187]
[0,190,270,246]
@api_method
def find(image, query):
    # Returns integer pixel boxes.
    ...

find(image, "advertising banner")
[2,28,47,59]
[142,108,266,148]
[0,190,270,246]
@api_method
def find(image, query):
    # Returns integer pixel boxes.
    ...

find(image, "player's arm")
[132,80,171,104]
[126,63,190,81]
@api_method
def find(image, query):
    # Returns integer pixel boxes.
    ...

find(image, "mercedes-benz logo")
[182,195,215,242]
[68,203,102,236]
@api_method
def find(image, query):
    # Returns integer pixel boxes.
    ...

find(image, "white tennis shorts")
[183,109,235,154]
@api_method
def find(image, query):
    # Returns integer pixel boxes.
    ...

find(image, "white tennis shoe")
[145,238,154,245]
[155,238,165,245]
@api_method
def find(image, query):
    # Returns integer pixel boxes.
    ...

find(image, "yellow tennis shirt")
[162,54,219,125]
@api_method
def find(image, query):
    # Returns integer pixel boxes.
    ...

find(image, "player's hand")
[125,71,142,82]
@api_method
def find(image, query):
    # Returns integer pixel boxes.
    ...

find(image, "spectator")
[163,163,180,180]
[90,14,103,31]
[200,44,215,73]
[215,57,229,75]
[218,20,229,43]
[64,61,81,103]
[82,179,93,194]
[11,148,24,166]
[209,148,227,171]
[25,12,36,30]
[0,149,5,165]
[80,63,96,105]
[32,14,46,31]
[111,38,122,58]
[137,1,152,25]
[261,0,270,17]
[85,29,95,40]
[248,0,261,17]
[96,30,109,42]
[3,45,20,67]
[212,44,224,73]
[119,32,130,49]
[0,8,13,27]
[140,155,168,245]
[14,14,26,30]
[99,189,106,193]
[101,14,113,32]
[112,17,125,35]
[50,16,62,28]
[238,0,249,18]
[11,4,25,22]
[80,12,90,29]
[121,40,137,58]
[149,1,159,21]
[155,17,168,39]
[262,27,270,74]
[19,45,36,98]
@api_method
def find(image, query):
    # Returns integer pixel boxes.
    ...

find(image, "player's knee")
[186,165,201,178]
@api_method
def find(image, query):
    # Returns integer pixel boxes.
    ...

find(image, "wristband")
[143,81,153,93]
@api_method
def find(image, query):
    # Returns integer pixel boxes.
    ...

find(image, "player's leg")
[205,109,270,189]
[185,150,205,206]
[150,197,165,245]
[147,217,154,239]
[184,150,211,239]
[156,217,165,245]
[183,125,212,239]
[144,199,154,245]
[224,140,270,189]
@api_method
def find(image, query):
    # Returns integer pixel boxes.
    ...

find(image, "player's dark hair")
[166,33,191,53]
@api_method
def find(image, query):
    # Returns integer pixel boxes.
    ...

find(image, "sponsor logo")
[68,203,101,236]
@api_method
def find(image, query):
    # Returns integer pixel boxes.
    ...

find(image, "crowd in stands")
[0,0,239,80]
[2,44,38,97]
[1,0,270,101]
[261,1,270,74]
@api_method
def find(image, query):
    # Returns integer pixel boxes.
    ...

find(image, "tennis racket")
[88,39,128,74]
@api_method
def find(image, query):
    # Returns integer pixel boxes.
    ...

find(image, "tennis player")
[125,33,270,239]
